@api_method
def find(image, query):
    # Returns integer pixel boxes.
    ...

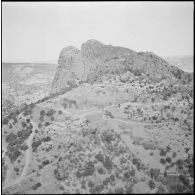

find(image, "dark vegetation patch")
[132,158,145,171]
[150,168,160,181]
[5,129,32,162]
[45,122,51,126]
[42,136,51,142]
[160,158,166,165]
[76,161,95,178]
[160,148,167,156]
[32,140,42,152]
[148,179,156,190]
[32,183,42,190]
[42,159,50,167]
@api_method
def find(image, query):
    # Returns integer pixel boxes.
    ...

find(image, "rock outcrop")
[51,39,183,94]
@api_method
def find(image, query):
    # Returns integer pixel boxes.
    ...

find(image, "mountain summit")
[51,40,188,94]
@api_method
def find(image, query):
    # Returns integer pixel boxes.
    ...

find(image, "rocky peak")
[51,39,185,94]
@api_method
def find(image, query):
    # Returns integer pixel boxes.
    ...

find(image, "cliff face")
[51,39,181,94]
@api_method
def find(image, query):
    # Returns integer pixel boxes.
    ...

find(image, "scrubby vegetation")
[32,140,42,152]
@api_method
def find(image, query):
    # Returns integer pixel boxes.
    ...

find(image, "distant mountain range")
[164,55,193,73]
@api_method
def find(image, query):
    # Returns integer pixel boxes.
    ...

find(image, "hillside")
[51,40,192,95]
[2,40,194,194]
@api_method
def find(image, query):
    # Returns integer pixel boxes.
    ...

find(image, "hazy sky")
[2,2,194,63]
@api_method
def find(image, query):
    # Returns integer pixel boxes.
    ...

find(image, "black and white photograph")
[1,1,194,194]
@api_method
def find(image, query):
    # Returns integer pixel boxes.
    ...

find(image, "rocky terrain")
[2,40,194,194]
[52,40,192,94]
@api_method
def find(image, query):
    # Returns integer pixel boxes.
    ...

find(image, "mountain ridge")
[51,39,190,94]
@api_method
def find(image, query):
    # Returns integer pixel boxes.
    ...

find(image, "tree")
[2,118,9,125]
[160,158,166,165]
[166,157,172,163]
[160,149,167,156]
[149,179,156,190]
[164,170,167,177]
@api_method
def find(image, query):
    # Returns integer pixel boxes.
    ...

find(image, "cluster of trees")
[5,127,32,162]
[149,179,156,190]
[150,168,160,180]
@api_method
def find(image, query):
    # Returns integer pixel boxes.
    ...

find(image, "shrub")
[94,184,104,193]
[40,110,45,116]
[95,153,104,163]
[176,159,184,170]
[62,103,67,109]
[23,106,33,116]
[83,161,95,176]
[160,158,166,165]
[160,149,167,156]
[101,130,115,144]
[20,129,32,140]
[2,118,9,125]
[172,152,177,158]
[42,136,51,142]
[103,177,110,186]
[103,156,113,170]
[26,118,30,123]
[179,174,190,187]
[88,181,95,188]
[38,123,42,128]
[115,188,124,194]
[19,145,28,151]
[132,158,143,171]
[6,133,17,143]
[14,167,19,172]
[46,109,55,117]
[165,165,170,170]
[32,140,42,152]
[7,149,22,163]
[149,179,156,190]
[166,157,172,163]
[166,145,171,153]
[150,168,160,180]
[126,184,134,193]
[28,123,33,130]
[156,185,166,194]
[150,152,154,156]
[58,110,63,115]
[168,182,186,193]
[97,167,105,175]
[45,122,51,126]
[42,159,50,167]
[152,116,157,120]
[32,183,42,190]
